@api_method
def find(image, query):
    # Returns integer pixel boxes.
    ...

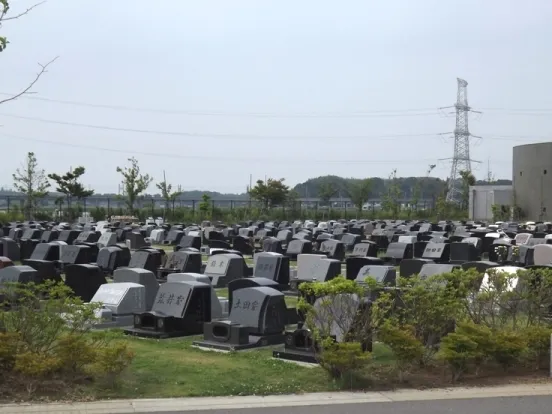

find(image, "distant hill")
[293,175,512,200]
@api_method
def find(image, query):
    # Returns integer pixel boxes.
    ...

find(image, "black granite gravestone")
[167,273,223,319]
[58,230,80,245]
[162,230,184,246]
[355,265,396,286]
[294,256,341,284]
[345,257,384,281]
[449,242,479,264]
[319,239,346,261]
[340,233,361,251]
[97,232,118,248]
[96,246,130,274]
[21,259,61,283]
[128,249,162,274]
[0,238,20,262]
[285,239,313,259]
[384,242,413,263]
[194,286,286,351]
[30,243,58,261]
[64,264,107,302]
[0,265,38,284]
[232,236,254,256]
[253,253,290,287]
[175,235,202,252]
[227,277,280,309]
[113,267,159,311]
[262,237,284,254]
[125,281,211,339]
[60,245,93,265]
[162,251,202,274]
[276,229,293,245]
[461,260,499,274]
[127,232,149,249]
[351,241,378,258]
[421,243,451,263]
[40,230,59,243]
[399,258,435,278]
[203,253,245,287]
[74,231,100,244]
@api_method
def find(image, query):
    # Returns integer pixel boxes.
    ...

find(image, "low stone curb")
[0,384,551,413]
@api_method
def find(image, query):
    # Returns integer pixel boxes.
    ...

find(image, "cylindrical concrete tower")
[512,142,552,221]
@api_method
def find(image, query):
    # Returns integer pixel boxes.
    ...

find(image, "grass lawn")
[93,331,342,399]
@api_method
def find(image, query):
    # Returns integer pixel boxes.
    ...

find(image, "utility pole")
[486,158,494,183]
[439,78,481,203]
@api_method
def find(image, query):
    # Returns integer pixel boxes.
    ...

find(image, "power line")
[0,112,444,140]
[0,132,445,164]
[0,93,440,118]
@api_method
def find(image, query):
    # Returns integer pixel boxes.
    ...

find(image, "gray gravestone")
[113,267,159,311]
[355,265,396,285]
[97,232,118,248]
[91,282,146,327]
[419,263,460,280]
[203,253,244,287]
[0,265,37,284]
[533,244,552,266]
[167,272,223,319]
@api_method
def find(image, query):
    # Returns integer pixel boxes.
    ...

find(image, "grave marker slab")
[113,267,159,311]
[351,242,378,258]
[319,239,346,261]
[422,243,451,263]
[125,281,211,339]
[64,264,107,302]
[91,282,146,328]
[419,263,460,280]
[533,244,552,266]
[97,232,118,248]
[253,254,290,287]
[355,265,396,286]
[203,253,245,287]
[167,273,223,319]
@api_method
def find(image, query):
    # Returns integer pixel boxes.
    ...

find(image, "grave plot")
[163,229,184,246]
[449,241,480,264]
[318,239,346,262]
[355,265,396,286]
[167,273,225,319]
[350,241,378,258]
[97,232,118,248]
[262,237,284,254]
[65,263,107,302]
[0,237,20,262]
[60,245,94,268]
[127,232,150,250]
[113,267,160,311]
[421,242,451,263]
[95,245,131,275]
[128,249,163,274]
[273,293,371,363]
[533,244,552,266]
[91,282,146,328]
[253,253,290,289]
[203,253,245,288]
[158,251,202,280]
[291,254,341,290]
[285,239,313,260]
[175,235,202,252]
[345,256,384,281]
[383,242,413,264]
[194,286,287,351]
[125,281,212,339]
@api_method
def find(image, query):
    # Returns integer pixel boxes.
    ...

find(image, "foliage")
[116,157,153,214]
[0,0,8,52]
[378,323,423,381]
[248,178,290,211]
[491,204,510,222]
[298,277,372,379]
[199,193,212,218]
[48,166,93,220]
[459,170,476,211]
[0,281,134,398]
[317,181,339,207]
[156,173,182,220]
[12,152,50,220]
[522,325,552,370]
[487,330,526,370]
[381,169,401,217]
[346,179,371,217]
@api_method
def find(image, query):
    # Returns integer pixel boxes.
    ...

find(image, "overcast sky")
[1,0,551,194]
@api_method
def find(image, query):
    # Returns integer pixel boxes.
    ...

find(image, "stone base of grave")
[192,333,285,351]
[123,327,196,339]
[93,315,135,329]
[272,348,317,364]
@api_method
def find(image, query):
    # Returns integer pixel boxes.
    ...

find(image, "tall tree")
[116,157,152,214]
[12,152,50,219]
[346,179,372,218]
[317,182,338,207]
[382,169,402,217]
[48,166,94,218]
[459,170,476,211]
[156,171,182,220]
[248,178,290,211]
[1,1,58,105]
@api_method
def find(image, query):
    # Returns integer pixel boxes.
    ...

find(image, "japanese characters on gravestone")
[421,242,451,263]
[125,281,211,339]
[345,256,384,281]
[203,253,245,288]
[91,282,146,328]
[253,254,290,287]
[167,273,224,319]
[195,286,287,351]
[355,265,396,286]
[319,239,346,261]
[351,241,378,258]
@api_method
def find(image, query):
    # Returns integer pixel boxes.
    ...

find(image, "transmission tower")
[439,78,481,203]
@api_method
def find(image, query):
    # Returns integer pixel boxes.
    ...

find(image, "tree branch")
[0,56,58,105]
[1,1,45,21]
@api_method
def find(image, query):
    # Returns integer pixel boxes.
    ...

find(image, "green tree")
[248,178,290,211]
[459,170,476,211]
[48,166,94,219]
[317,182,338,207]
[382,169,401,217]
[0,1,58,105]
[346,179,371,218]
[199,193,211,218]
[116,157,152,214]
[12,152,50,220]
[156,171,182,220]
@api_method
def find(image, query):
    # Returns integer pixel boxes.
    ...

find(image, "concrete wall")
[468,185,513,221]
[512,142,552,221]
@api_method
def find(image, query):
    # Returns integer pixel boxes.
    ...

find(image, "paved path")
[1,384,551,413]
[153,396,552,414]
